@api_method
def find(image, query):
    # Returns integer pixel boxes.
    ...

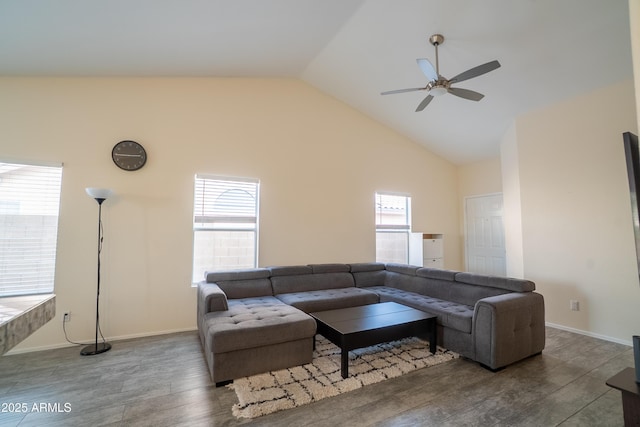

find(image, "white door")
[465,194,506,276]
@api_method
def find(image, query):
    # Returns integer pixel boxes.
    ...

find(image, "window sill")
[0,294,56,355]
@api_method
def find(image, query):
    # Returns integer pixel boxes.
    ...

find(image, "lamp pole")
[81,188,113,356]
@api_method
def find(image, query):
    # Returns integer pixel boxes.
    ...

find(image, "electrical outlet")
[63,312,71,322]
[570,300,579,311]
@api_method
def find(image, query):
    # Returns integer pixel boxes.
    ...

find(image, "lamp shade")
[85,188,113,200]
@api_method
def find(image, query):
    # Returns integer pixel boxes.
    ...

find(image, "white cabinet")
[409,233,444,268]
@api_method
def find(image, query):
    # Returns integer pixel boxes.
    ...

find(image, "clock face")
[112,140,147,171]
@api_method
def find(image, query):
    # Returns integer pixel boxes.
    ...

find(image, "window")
[375,192,411,264]
[192,175,259,283]
[0,162,63,297]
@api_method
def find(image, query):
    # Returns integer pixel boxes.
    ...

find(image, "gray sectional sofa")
[197,262,545,385]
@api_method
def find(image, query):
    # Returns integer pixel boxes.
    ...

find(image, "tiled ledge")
[0,294,56,355]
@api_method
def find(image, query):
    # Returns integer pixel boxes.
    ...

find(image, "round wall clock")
[112,140,147,171]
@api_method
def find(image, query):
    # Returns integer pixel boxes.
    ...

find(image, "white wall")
[515,79,639,343]
[0,77,461,352]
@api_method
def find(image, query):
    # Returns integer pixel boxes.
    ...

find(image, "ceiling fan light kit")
[427,82,449,97]
[381,34,501,111]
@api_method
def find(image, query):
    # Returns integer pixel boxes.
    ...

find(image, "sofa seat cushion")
[368,286,473,334]
[274,287,379,313]
[203,296,316,354]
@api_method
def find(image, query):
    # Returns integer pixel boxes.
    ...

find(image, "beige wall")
[0,77,461,352]
[458,157,502,198]
[4,74,637,351]
[515,79,639,343]
[500,124,525,278]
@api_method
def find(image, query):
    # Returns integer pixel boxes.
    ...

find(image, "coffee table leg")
[429,318,437,354]
[341,348,349,378]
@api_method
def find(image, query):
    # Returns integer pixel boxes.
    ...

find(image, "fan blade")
[415,95,434,112]
[380,87,425,95]
[449,60,501,84]
[448,87,484,101]
[417,58,438,81]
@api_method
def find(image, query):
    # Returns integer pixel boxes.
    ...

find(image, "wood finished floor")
[0,327,633,426]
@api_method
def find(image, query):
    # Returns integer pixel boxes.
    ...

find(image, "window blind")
[193,175,258,229]
[0,162,63,297]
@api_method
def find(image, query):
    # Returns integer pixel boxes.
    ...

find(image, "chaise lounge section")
[197,268,317,385]
[197,262,545,385]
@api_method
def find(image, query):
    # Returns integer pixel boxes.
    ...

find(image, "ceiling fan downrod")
[429,34,444,76]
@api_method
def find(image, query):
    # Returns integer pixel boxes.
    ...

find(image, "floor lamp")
[81,187,113,356]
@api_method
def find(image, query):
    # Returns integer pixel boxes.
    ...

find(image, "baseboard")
[546,322,632,347]
[5,327,198,355]
[8,323,631,354]
[103,327,198,343]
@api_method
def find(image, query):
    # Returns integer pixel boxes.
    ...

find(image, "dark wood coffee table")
[309,302,437,378]
[606,367,640,426]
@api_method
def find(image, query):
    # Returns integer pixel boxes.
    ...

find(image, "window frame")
[191,174,260,283]
[374,192,412,264]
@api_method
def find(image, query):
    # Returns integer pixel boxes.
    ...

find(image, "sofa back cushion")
[446,282,510,306]
[350,263,386,288]
[385,263,420,276]
[385,271,452,300]
[353,270,387,287]
[455,272,535,292]
[269,265,313,276]
[205,268,271,283]
[308,263,351,274]
[205,268,273,299]
[384,271,428,292]
[349,262,386,273]
[416,267,457,281]
[214,279,273,299]
[386,266,519,307]
[271,268,355,294]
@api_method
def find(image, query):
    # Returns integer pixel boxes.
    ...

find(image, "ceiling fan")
[381,34,501,112]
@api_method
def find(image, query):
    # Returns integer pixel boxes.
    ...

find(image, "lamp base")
[80,342,112,356]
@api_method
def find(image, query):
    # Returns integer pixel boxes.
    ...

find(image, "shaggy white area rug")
[228,336,458,419]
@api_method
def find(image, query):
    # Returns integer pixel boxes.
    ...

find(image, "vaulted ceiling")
[0,0,633,164]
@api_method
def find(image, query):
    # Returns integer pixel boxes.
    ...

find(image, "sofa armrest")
[197,282,229,318]
[472,292,545,370]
